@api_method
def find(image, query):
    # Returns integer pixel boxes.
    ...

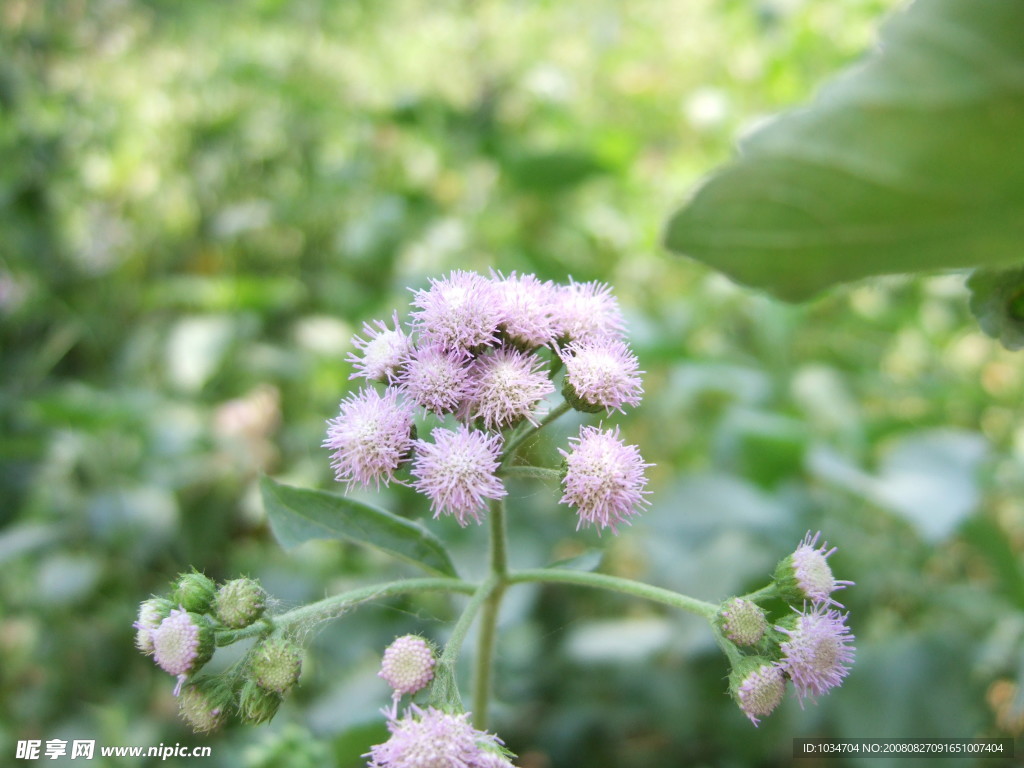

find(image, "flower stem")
[472,497,509,728]
[507,568,718,620]
[500,401,572,466]
[215,577,477,645]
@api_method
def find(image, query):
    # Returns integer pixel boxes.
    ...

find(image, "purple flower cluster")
[366,706,515,768]
[730,532,856,726]
[325,270,649,531]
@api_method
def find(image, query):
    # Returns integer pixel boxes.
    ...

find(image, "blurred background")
[3,0,1022,765]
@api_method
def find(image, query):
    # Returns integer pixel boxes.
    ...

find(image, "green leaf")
[260,476,458,578]
[665,0,1024,301]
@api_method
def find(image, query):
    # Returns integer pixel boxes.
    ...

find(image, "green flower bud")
[179,677,234,734]
[729,656,786,726]
[249,637,303,695]
[717,597,768,648]
[239,678,282,725]
[172,571,218,614]
[214,578,267,629]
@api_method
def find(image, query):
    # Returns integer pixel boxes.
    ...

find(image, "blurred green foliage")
[2,1,1023,766]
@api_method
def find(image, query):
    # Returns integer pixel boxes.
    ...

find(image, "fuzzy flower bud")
[560,338,643,414]
[152,608,215,695]
[776,604,856,704]
[774,531,853,607]
[379,635,435,696]
[214,577,267,629]
[172,571,217,614]
[411,425,507,526]
[348,311,411,383]
[559,425,651,534]
[134,597,174,656]
[552,279,625,343]
[179,677,234,734]
[717,597,768,648]
[492,271,557,349]
[411,270,502,352]
[398,344,472,416]
[239,678,283,725]
[250,637,303,695]
[324,387,416,489]
[365,705,513,768]
[730,657,786,726]
[463,347,554,430]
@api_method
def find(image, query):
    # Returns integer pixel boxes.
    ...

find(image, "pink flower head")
[411,270,502,352]
[411,425,507,526]
[560,337,643,413]
[365,705,510,768]
[736,663,785,726]
[559,425,651,534]
[398,344,472,416]
[152,608,209,696]
[379,635,435,696]
[324,387,416,489]
[552,279,625,343]
[133,599,165,655]
[464,347,554,431]
[492,270,557,349]
[348,311,411,383]
[776,604,856,705]
[791,531,854,607]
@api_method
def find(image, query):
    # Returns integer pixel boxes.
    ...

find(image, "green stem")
[472,498,509,728]
[431,573,501,711]
[740,584,779,603]
[215,577,477,645]
[499,465,562,481]
[508,568,718,620]
[500,401,572,466]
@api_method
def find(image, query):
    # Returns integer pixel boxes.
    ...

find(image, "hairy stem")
[431,573,501,711]
[472,497,509,728]
[507,568,718,620]
[500,401,572,466]
[215,577,477,645]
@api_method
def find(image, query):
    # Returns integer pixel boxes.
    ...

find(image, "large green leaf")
[665,0,1024,301]
[260,476,458,577]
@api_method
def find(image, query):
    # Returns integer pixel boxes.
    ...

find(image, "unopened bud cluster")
[326,270,652,535]
[134,572,304,732]
[718,532,856,726]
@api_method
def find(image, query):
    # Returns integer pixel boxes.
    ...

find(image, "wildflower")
[249,637,303,694]
[411,270,502,352]
[493,271,557,349]
[398,344,472,416]
[559,425,651,534]
[464,347,554,430]
[552,279,625,343]
[179,678,234,734]
[152,608,215,696]
[171,570,217,614]
[324,387,416,489]
[718,597,768,647]
[133,597,173,655]
[560,337,643,414]
[348,311,411,383]
[776,604,856,704]
[379,635,435,696]
[775,531,853,606]
[365,706,512,768]
[239,678,282,725]
[214,577,267,629]
[411,425,507,526]
[730,658,786,726]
